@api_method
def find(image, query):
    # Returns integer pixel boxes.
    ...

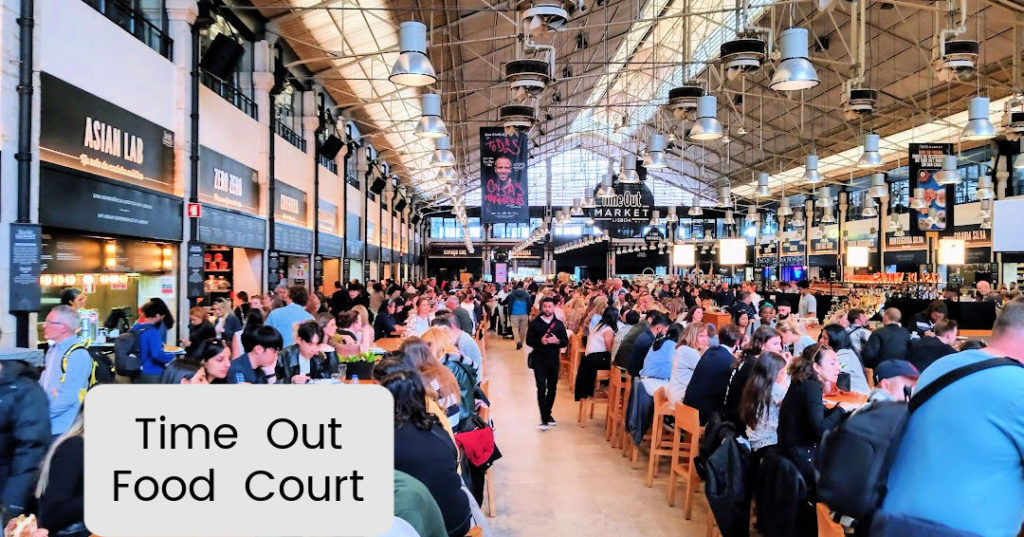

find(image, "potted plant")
[339,351,379,380]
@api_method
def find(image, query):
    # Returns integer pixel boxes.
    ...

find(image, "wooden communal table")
[705,310,733,328]
[959,329,993,339]
[823,390,868,409]
[373,337,403,353]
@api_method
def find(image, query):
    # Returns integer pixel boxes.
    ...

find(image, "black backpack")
[60,344,116,399]
[113,326,151,378]
[816,357,1021,525]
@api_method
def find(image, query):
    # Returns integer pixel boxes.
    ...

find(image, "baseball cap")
[874,360,920,383]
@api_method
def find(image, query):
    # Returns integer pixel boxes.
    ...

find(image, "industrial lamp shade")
[861,198,878,218]
[938,238,966,265]
[619,157,640,184]
[777,196,793,217]
[673,244,696,266]
[856,133,882,168]
[909,187,928,209]
[719,238,747,265]
[598,176,616,198]
[649,210,661,225]
[962,97,997,141]
[431,135,455,167]
[869,173,888,199]
[717,185,732,206]
[820,207,836,224]
[436,166,458,182]
[645,133,669,168]
[415,93,447,138]
[815,186,832,208]
[755,172,771,197]
[688,205,703,216]
[665,206,679,223]
[723,209,736,225]
[390,22,437,87]
[803,154,822,184]
[770,28,820,91]
[847,245,869,267]
[689,96,724,140]
[976,174,994,200]
[934,155,961,185]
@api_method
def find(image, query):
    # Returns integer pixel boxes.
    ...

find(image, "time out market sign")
[586,191,651,222]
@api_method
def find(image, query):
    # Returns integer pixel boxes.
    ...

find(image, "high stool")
[577,367,610,427]
[645,387,676,487]
[667,404,703,519]
[605,368,627,443]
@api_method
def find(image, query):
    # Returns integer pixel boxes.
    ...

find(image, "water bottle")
[350,374,359,385]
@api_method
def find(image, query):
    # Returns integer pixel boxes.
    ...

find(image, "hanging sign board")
[479,127,529,223]
[10,224,41,312]
[908,142,954,236]
[198,146,260,212]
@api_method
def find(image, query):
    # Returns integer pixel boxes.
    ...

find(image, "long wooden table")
[373,337,403,353]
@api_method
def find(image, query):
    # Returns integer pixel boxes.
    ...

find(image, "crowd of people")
[4,273,1021,537]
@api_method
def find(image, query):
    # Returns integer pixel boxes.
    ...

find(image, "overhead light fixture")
[869,173,888,199]
[1015,153,1024,169]
[582,196,596,208]
[962,96,997,140]
[777,196,793,217]
[861,197,878,218]
[803,154,822,184]
[689,96,724,141]
[820,207,836,224]
[815,186,832,208]
[415,93,447,138]
[644,133,668,168]
[598,176,616,198]
[847,246,869,267]
[770,28,820,91]
[570,198,584,216]
[717,185,732,206]
[755,172,771,197]
[980,216,992,229]
[977,174,994,200]
[934,155,961,185]
[390,22,437,87]
[909,187,928,209]
[746,204,759,221]
[664,206,679,223]
[431,135,455,167]
[618,156,640,184]
[857,133,882,168]
[649,210,661,226]
[436,167,458,182]
[791,208,806,228]
[723,209,735,225]
[688,205,703,216]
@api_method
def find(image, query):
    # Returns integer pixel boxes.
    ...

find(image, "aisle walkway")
[481,334,714,536]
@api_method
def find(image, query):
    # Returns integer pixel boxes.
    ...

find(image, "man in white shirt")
[797,279,817,319]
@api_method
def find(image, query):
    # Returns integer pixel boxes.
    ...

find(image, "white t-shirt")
[799,293,817,317]
[586,325,612,354]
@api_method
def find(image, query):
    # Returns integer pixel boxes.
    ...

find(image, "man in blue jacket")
[628,314,669,378]
[39,306,91,439]
[132,299,176,383]
[684,324,742,424]
[504,281,532,350]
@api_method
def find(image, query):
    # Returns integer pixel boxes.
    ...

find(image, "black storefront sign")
[810,238,838,255]
[755,256,776,268]
[199,146,259,212]
[10,224,41,312]
[886,233,927,248]
[346,239,364,259]
[275,180,308,226]
[199,205,266,250]
[966,247,992,264]
[779,255,805,266]
[40,164,182,241]
[39,235,102,274]
[274,222,314,254]
[809,255,838,267]
[884,249,928,265]
[479,127,529,223]
[186,241,204,299]
[781,240,805,256]
[318,232,344,258]
[318,200,339,235]
[268,251,282,288]
[366,244,380,260]
[40,72,174,192]
[644,227,664,246]
[908,142,955,236]
[429,245,482,258]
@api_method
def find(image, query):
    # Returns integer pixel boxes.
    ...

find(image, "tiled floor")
[480,335,714,536]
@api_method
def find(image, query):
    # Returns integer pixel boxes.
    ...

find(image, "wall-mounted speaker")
[370,174,387,195]
[395,197,408,211]
[319,135,343,160]
[200,34,245,79]
[410,213,421,225]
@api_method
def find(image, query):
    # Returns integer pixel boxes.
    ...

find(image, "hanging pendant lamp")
[431,135,455,167]
[755,172,771,197]
[976,174,994,200]
[717,185,732,206]
[770,28,820,91]
[598,176,616,198]
[665,206,679,223]
[689,96,724,141]
[934,155,961,185]
[619,156,640,184]
[803,154,822,184]
[857,133,882,168]
[415,93,447,138]
[644,133,668,168]
[962,97,997,141]
[816,186,832,208]
[909,188,928,209]
[777,196,793,217]
[868,173,888,199]
[436,166,458,182]
[861,197,878,218]
[390,22,437,87]
[688,205,703,216]
[649,210,661,226]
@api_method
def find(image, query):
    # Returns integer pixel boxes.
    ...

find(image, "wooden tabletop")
[959,329,992,338]
[705,310,733,327]
[824,390,868,407]
[373,338,403,353]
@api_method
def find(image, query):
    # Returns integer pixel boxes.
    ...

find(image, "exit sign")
[187,203,202,218]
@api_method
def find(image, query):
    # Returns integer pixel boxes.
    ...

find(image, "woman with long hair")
[211,297,243,343]
[349,305,376,349]
[668,321,709,407]
[739,352,789,452]
[723,326,782,425]
[583,294,609,335]
[232,309,264,359]
[575,306,619,401]
[679,305,705,327]
[818,324,870,394]
[640,322,683,396]
[399,338,462,432]
[734,311,753,348]
[776,320,815,358]
[36,414,87,537]
[146,297,176,344]
[315,312,341,364]
[161,337,231,384]
[374,356,473,537]
[563,293,589,335]
[421,327,483,429]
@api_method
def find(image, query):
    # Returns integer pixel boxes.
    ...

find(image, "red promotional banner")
[480,127,529,223]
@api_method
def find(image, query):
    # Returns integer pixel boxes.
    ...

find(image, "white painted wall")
[318,164,342,234]
[233,248,262,297]
[198,87,263,177]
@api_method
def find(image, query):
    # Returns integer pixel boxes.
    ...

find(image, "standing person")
[39,306,92,440]
[797,280,817,320]
[233,291,251,322]
[329,281,349,314]
[505,282,532,350]
[146,297,176,344]
[526,297,569,430]
[684,324,743,424]
[211,297,243,343]
[36,414,86,537]
[0,353,50,524]
[861,307,911,369]
[845,309,871,358]
[131,300,177,384]
[906,319,959,372]
[58,288,86,313]
[912,299,948,337]
[876,301,1024,537]
[575,307,617,401]
[183,306,216,353]
[818,324,870,395]
[265,285,315,348]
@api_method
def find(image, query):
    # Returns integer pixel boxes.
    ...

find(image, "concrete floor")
[480,334,715,537]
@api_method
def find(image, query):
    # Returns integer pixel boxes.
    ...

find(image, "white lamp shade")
[689,96,724,140]
[857,133,882,168]
[847,245,869,267]
[755,172,771,197]
[673,244,696,266]
[934,155,961,185]
[414,93,446,138]
[719,238,747,265]
[962,97,997,141]
[938,238,966,265]
[770,28,820,91]
[803,154,822,183]
[390,22,437,87]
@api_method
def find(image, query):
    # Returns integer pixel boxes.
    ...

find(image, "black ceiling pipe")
[14,0,35,347]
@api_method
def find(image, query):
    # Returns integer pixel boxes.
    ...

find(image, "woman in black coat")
[37,416,86,536]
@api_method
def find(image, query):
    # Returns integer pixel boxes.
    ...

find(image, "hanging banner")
[480,127,529,223]
[908,143,954,236]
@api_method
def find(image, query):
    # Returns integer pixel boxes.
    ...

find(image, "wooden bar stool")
[645,387,678,487]
[605,368,627,442]
[617,374,633,452]
[667,404,703,519]
[568,335,585,388]
[577,368,611,426]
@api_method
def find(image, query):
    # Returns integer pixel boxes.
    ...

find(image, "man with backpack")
[39,305,91,440]
[872,302,1024,536]
[503,281,532,350]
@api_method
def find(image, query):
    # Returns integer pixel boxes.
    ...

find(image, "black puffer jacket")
[0,360,50,521]
[275,346,338,383]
